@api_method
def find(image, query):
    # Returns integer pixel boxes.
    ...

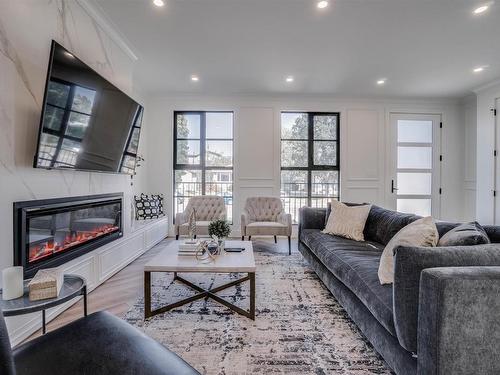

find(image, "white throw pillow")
[378,216,438,285]
[323,200,372,241]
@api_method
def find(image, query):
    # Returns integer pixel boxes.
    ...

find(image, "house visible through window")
[173,111,233,221]
[280,112,340,223]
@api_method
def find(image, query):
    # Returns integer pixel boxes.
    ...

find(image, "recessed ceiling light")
[376,79,386,85]
[473,4,489,14]
[153,0,165,7]
[285,76,294,83]
[473,65,489,73]
[317,1,329,9]
[191,75,199,82]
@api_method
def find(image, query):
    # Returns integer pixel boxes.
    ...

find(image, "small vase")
[218,239,225,252]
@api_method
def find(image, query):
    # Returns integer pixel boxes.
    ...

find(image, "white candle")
[2,266,24,300]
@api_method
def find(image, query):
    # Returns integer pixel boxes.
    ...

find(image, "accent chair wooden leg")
[144,271,151,319]
[248,236,251,241]
[274,235,277,244]
[194,234,197,239]
[175,235,179,240]
[241,236,244,241]
[288,236,291,255]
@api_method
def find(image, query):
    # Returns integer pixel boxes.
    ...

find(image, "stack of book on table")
[178,240,199,256]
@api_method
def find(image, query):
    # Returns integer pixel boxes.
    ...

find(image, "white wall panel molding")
[98,232,144,282]
[345,185,380,190]
[239,185,276,189]
[344,109,381,180]
[64,256,96,290]
[237,107,275,181]
[345,177,380,182]
[342,108,384,205]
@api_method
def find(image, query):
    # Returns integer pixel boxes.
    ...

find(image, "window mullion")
[200,112,206,195]
[307,114,314,207]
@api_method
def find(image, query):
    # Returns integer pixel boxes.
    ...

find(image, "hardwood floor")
[26,237,296,343]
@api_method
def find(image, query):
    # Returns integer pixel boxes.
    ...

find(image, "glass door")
[388,113,441,217]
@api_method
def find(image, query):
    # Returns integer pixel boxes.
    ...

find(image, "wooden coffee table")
[144,240,256,320]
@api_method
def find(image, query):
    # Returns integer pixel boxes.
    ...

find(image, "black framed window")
[174,111,233,221]
[280,112,340,223]
[120,107,143,174]
[37,78,96,168]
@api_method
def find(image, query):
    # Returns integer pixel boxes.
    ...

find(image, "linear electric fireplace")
[14,193,123,278]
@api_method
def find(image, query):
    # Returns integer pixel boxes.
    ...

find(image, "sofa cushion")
[300,229,396,336]
[323,200,372,241]
[364,205,421,245]
[438,221,490,247]
[247,221,286,228]
[246,221,289,236]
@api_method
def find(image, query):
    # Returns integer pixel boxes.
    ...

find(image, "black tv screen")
[34,41,143,175]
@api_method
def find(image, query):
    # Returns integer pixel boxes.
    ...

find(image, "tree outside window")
[174,111,233,222]
[280,112,340,223]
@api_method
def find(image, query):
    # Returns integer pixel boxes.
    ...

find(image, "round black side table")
[0,274,87,334]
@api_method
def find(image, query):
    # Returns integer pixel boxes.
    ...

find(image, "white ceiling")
[92,0,500,98]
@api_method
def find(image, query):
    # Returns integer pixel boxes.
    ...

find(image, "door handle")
[391,179,398,193]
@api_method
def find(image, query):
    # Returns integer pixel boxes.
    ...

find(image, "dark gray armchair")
[1,309,199,375]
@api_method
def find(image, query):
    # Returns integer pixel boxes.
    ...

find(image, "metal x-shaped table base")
[144,271,255,320]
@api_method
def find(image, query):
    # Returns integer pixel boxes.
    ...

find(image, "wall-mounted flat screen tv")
[33,41,143,175]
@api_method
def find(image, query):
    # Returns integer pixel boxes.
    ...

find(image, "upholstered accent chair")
[175,196,227,240]
[241,197,292,254]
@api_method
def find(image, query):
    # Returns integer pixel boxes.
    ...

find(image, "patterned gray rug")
[124,240,392,375]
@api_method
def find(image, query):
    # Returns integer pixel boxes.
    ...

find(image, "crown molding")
[473,78,500,94]
[76,0,138,62]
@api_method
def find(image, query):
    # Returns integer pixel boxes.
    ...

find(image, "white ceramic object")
[2,266,24,300]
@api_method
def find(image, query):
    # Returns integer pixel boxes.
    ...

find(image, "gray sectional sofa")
[298,204,500,375]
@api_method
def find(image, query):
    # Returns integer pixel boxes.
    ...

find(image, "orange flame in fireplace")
[29,224,119,263]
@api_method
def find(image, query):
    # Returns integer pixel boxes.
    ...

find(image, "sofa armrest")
[417,266,500,375]
[277,212,292,235]
[393,244,500,353]
[298,207,326,242]
[241,210,250,236]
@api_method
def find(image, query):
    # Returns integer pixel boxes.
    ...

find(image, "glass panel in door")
[390,114,441,217]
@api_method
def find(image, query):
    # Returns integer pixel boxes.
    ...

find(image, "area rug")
[124,240,392,375]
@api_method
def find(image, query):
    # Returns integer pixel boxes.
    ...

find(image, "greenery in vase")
[208,219,231,239]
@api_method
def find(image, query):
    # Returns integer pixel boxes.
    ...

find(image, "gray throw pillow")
[438,221,490,247]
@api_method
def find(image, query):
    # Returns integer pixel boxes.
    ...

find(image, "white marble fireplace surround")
[0,0,156,345]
